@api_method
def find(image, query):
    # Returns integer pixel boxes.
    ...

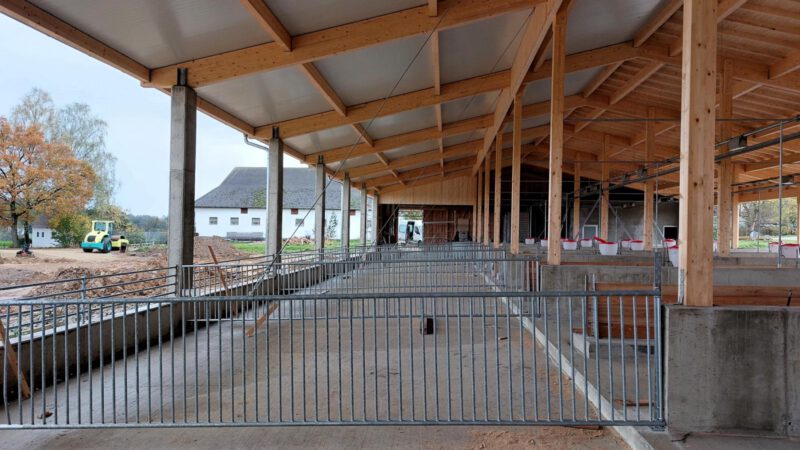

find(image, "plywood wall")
[380,177,476,205]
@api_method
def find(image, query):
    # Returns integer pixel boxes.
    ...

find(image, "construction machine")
[80,220,129,253]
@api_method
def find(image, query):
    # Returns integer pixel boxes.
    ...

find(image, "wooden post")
[600,134,610,241]
[547,4,568,265]
[208,245,236,316]
[717,58,734,256]
[732,194,740,249]
[0,319,30,399]
[483,155,491,245]
[678,0,717,307]
[477,169,483,242]
[493,134,503,248]
[643,107,656,250]
[796,195,800,244]
[510,90,523,255]
[572,162,581,239]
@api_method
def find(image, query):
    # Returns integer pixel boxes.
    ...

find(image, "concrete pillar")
[360,185,368,246]
[477,168,483,242]
[267,129,283,259]
[168,83,196,293]
[510,91,522,254]
[717,59,734,257]
[314,161,326,254]
[644,107,656,251]
[797,195,800,244]
[341,173,351,250]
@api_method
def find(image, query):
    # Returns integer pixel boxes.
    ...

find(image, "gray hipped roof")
[196,167,361,210]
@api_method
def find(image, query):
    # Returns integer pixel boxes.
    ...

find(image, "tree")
[0,118,96,246]
[326,212,338,240]
[50,213,91,247]
[11,89,116,207]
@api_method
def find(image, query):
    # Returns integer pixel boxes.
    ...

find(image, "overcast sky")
[0,14,304,217]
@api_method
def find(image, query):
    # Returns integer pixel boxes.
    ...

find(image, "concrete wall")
[195,207,364,240]
[666,306,799,437]
[579,201,679,242]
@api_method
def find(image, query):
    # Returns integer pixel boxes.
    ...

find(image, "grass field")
[0,240,11,249]
[233,240,363,254]
[736,236,798,249]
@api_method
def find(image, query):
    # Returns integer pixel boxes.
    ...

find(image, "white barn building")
[195,167,364,241]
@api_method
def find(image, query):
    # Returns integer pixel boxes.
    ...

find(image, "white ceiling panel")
[361,107,438,140]
[314,35,434,106]
[31,0,268,68]
[441,91,501,124]
[439,9,531,84]
[383,141,438,160]
[196,66,332,126]
[444,133,482,148]
[269,0,425,36]
[337,154,383,171]
[284,124,361,155]
[521,67,602,104]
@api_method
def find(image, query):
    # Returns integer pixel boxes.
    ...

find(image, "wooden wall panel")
[379,177,476,205]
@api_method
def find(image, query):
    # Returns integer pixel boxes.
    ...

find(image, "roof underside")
[6,0,800,202]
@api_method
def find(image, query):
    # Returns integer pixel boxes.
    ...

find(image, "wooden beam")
[304,114,490,164]
[483,156,491,245]
[547,3,567,265]
[149,0,536,88]
[0,0,150,82]
[643,107,656,250]
[572,161,581,239]
[609,61,664,105]
[770,49,800,80]
[477,164,483,240]
[299,63,347,116]
[633,0,682,47]
[348,140,478,179]
[734,60,800,95]
[261,41,653,139]
[678,0,716,307]
[600,134,610,241]
[582,62,622,98]
[717,58,734,256]
[364,157,474,188]
[493,134,503,247]
[668,0,746,57]
[240,0,292,51]
[428,0,438,17]
[475,0,562,175]
[380,168,472,194]
[351,123,375,147]
[510,90,523,255]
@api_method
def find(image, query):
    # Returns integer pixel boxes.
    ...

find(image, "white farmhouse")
[195,167,362,241]
[30,215,60,248]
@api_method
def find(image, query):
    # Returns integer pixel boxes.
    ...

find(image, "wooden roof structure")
[2,0,799,201]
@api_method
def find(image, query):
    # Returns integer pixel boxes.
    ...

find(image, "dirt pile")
[194,236,249,262]
[30,260,171,299]
[285,236,313,245]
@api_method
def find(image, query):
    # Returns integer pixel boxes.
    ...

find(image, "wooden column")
[732,194,740,249]
[600,134,610,241]
[572,162,581,239]
[717,58,734,256]
[483,154,491,245]
[643,107,656,250]
[796,195,800,244]
[678,0,717,307]
[510,90,523,255]
[341,173,351,250]
[547,4,567,265]
[477,168,483,242]
[493,134,503,247]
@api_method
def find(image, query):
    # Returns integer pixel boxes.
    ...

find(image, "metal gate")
[0,245,663,428]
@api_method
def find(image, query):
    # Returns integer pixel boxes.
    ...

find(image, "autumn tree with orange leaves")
[0,117,96,247]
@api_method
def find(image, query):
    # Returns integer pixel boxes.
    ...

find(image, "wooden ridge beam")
[149,0,537,88]
[477,0,563,175]
[348,140,479,179]
[634,0,683,47]
[379,168,473,193]
[364,157,475,188]
[240,0,292,51]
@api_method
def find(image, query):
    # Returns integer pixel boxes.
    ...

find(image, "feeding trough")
[540,238,549,249]
[596,238,619,255]
[780,243,799,259]
[562,239,578,251]
[579,238,593,248]
[630,240,645,251]
[668,245,679,267]
[524,238,536,245]
[662,238,676,248]
[621,239,632,249]
[769,241,781,253]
